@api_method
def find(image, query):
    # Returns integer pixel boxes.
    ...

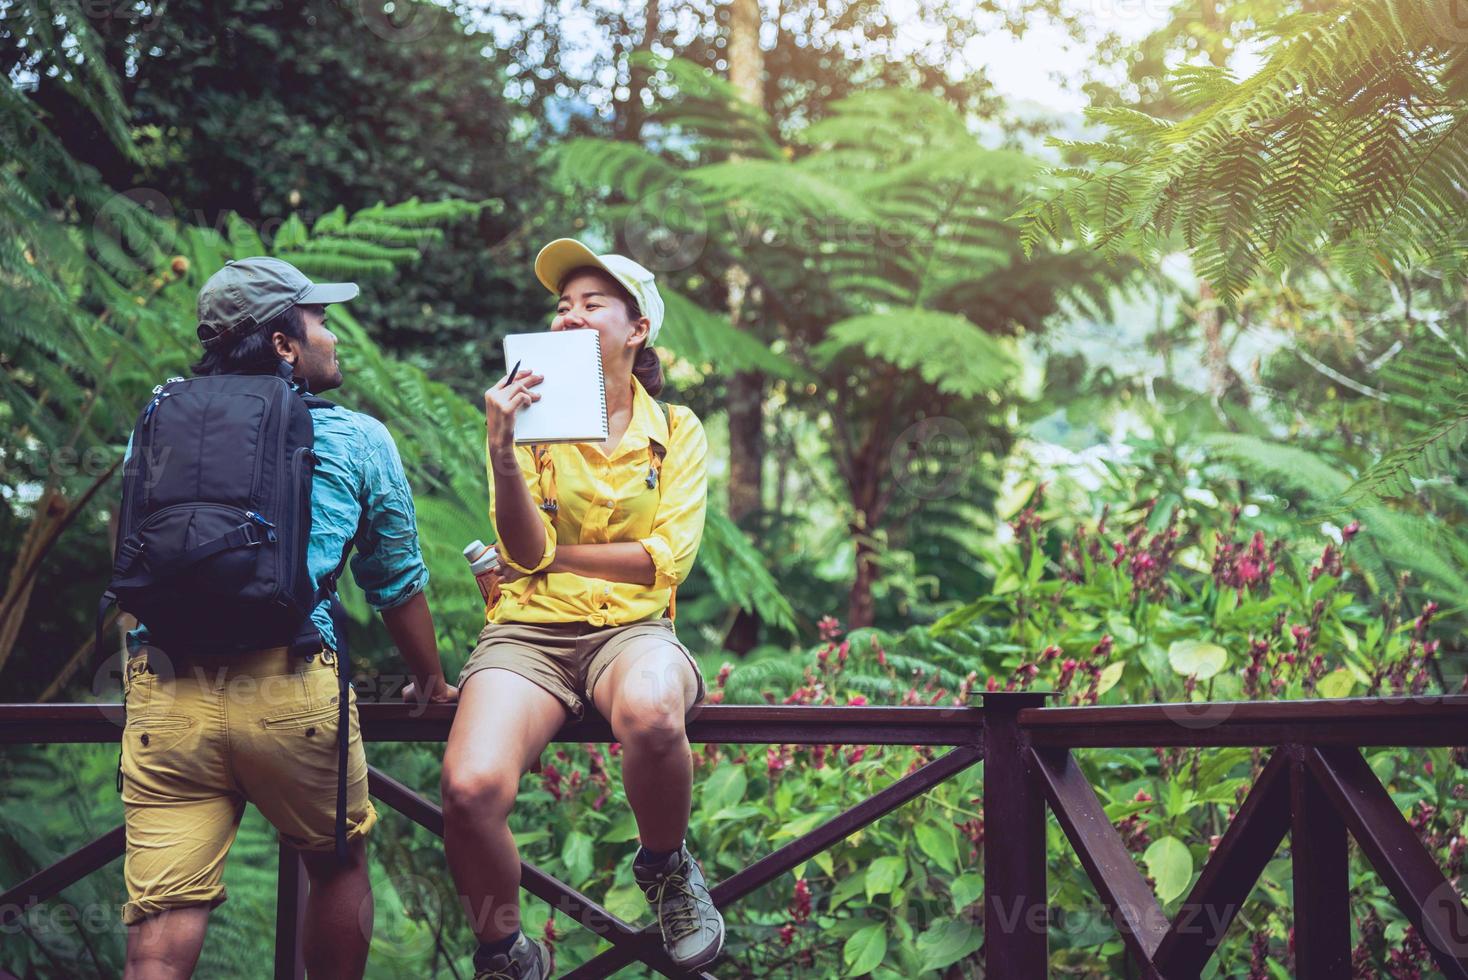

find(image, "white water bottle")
[463,540,502,603]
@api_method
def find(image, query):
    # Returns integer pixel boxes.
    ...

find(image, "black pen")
[506,359,522,387]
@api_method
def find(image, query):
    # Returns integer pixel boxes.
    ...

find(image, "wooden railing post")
[275,841,307,980]
[1290,745,1350,977]
[983,691,1050,978]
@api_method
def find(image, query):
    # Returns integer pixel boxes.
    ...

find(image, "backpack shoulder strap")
[530,443,558,515]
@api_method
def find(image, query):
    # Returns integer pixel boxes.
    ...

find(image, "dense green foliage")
[4,0,1465,976]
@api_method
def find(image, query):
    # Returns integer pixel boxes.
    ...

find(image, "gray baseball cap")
[196,257,359,349]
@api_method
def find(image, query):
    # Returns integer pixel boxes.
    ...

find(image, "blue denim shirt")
[127,402,429,652]
[303,404,430,649]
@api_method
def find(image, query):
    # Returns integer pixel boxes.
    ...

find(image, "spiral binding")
[592,332,608,438]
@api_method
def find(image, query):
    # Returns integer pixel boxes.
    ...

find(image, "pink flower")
[817,616,843,641]
[847,694,868,706]
[1342,521,1362,542]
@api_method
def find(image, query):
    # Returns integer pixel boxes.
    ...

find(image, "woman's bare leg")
[441,669,568,941]
[591,644,700,850]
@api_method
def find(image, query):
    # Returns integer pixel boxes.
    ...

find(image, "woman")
[442,239,722,980]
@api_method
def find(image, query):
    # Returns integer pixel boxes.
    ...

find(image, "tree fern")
[1020,0,1468,304]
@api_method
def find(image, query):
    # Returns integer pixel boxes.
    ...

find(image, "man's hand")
[401,676,459,705]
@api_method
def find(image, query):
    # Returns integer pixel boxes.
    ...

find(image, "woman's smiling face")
[553,269,649,366]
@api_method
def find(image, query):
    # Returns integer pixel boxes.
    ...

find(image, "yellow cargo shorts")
[119,645,376,926]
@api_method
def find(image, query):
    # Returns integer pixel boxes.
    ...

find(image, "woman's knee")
[611,686,688,749]
[441,761,521,821]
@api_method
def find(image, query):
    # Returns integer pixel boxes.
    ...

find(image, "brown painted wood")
[0,702,988,746]
[1305,746,1468,979]
[274,843,307,980]
[1153,750,1291,978]
[1030,747,1166,965]
[0,825,125,929]
[1019,696,1468,748]
[1290,748,1351,978]
[984,692,1050,978]
[366,767,713,980]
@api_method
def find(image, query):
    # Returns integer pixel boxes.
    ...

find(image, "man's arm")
[347,416,455,703]
[380,592,455,702]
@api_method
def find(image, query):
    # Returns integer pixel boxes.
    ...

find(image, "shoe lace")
[645,870,705,944]
[472,966,516,980]
[473,969,514,980]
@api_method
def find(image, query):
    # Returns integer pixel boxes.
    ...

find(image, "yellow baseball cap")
[534,238,665,344]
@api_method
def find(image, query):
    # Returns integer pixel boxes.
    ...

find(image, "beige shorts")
[459,617,705,719]
[120,645,376,925]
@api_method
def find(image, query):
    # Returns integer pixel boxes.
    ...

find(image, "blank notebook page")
[502,330,609,444]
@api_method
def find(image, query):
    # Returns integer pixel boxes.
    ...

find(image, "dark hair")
[192,305,306,376]
[561,265,664,397]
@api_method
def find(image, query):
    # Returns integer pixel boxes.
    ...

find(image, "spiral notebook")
[502,330,609,445]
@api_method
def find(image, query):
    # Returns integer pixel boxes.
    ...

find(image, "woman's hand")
[484,368,543,453]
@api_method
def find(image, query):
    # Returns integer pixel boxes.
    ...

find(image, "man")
[119,257,457,979]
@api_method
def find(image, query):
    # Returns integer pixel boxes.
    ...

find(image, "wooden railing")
[2,693,1466,979]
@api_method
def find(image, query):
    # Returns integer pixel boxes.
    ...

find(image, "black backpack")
[103,370,323,655]
[101,365,356,858]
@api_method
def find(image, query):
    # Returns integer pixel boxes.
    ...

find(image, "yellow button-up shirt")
[487,377,708,627]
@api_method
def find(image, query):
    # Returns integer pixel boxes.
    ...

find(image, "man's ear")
[271,331,298,366]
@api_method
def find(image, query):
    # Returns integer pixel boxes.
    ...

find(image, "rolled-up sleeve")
[640,408,708,590]
[487,441,557,575]
[350,419,430,610]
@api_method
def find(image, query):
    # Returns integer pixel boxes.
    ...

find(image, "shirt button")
[604,500,615,509]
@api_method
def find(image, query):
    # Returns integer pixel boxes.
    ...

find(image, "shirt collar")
[610,375,666,461]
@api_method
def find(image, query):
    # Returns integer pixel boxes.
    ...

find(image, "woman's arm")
[485,369,553,573]
[544,542,656,585]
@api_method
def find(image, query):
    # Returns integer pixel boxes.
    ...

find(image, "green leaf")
[601,811,642,843]
[950,872,984,912]
[830,869,868,910]
[562,831,594,882]
[702,764,748,813]
[917,917,983,972]
[865,855,908,900]
[814,850,836,876]
[1168,640,1227,679]
[603,883,647,923]
[1144,836,1193,903]
[813,311,1018,398]
[1317,669,1355,699]
[1096,661,1125,696]
[843,923,888,976]
[915,822,959,873]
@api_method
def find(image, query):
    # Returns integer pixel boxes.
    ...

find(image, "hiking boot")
[634,842,725,970]
[472,932,550,980]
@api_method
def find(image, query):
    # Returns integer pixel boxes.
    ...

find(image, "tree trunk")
[615,0,659,140]
[721,0,767,653]
[848,522,879,630]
